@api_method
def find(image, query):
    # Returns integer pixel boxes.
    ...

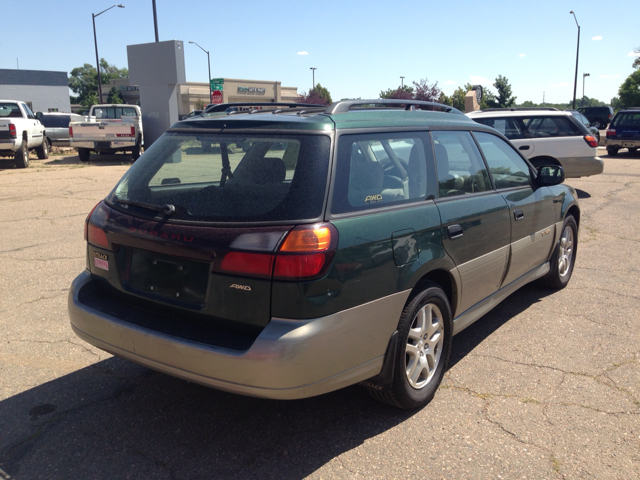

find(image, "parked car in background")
[0,100,48,168]
[36,112,84,147]
[566,109,600,144]
[605,108,640,156]
[577,106,614,129]
[69,104,143,162]
[181,110,203,120]
[467,108,603,178]
[69,100,580,410]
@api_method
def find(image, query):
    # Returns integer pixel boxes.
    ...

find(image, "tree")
[107,87,124,104]
[380,85,414,99]
[69,59,128,107]
[617,69,640,109]
[412,78,442,102]
[297,83,333,105]
[487,75,516,108]
[441,83,495,111]
[632,47,640,70]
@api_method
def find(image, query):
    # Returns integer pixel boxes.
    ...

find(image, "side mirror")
[537,165,565,187]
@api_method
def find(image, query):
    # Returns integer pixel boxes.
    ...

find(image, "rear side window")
[432,131,491,198]
[612,112,640,128]
[521,116,581,137]
[331,132,435,214]
[474,132,532,189]
[108,133,330,223]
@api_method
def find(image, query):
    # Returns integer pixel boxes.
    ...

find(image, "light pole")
[310,67,317,89]
[570,10,580,110]
[582,73,590,106]
[93,4,125,104]
[400,76,405,88]
[189,41,212,104]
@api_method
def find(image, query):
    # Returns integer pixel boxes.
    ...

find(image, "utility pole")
[310,67,317,89]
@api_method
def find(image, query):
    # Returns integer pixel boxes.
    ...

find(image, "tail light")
[69,126,73,138]
[606,129,616,138]
[131,126,135,137]
[84,201,109,248]
[219,223,338,280]
[583,135,598,148]
[8,124,16,138]
[274,223,338,280]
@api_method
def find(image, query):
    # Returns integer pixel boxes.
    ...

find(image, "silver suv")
[467,108,603,178]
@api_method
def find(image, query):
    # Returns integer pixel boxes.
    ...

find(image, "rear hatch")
[85,130,332,346]
[608,111,640,141]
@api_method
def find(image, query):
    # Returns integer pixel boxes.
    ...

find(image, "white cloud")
[599,74,620,79]
[552,82,570,87]
[592,36,603,41]
[443,80,457,85]
[519,53,526,57]
[628,51,640,57]
[469,75,490,85]
[297,51,309,55]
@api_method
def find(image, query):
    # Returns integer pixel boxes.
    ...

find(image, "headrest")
[249,157,286,184]
[434,143,449,176]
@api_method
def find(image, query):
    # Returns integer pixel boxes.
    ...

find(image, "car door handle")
[518,145,530,151]
[514,209,524,221]
[448,224,463,239]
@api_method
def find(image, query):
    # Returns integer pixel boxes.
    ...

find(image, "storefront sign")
[119,86,139,91]
[237,86,266,94]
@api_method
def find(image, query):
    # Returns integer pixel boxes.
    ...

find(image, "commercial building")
[0,69,71,113]
[106,77,299,117]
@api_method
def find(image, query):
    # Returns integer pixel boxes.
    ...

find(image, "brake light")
[274,223,338,280]
[9,124,16,138]
[220,252,274,277]
[69,126,73,138]
[606,129,616,138]
[584,135,598,148]
[84,201,109,248]
[130,126,135,137]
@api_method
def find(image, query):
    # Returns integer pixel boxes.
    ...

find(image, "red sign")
[211,90,223,104]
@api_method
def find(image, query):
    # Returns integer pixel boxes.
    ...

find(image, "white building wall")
[0,85,71,113]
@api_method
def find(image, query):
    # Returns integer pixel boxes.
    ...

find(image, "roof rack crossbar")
[479,107,559,112]
[203,102,326,114]
[324,99,456,115]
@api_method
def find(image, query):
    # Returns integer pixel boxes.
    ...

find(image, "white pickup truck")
[69,104,143,161]
[0,100,49,168]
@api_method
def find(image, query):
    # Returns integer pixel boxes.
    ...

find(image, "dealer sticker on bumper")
[92,251,109,271]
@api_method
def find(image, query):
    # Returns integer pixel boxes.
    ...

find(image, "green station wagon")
[68,100,579,409]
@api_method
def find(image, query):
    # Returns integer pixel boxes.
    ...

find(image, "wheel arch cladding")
[413,269,457,318]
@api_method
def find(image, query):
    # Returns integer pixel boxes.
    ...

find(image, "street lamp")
[310,67,317,89]
[93,4,125,104]
[570,10,580,110]
[582,73,590,106]
[400,76,405,88]
[189,41,212,103]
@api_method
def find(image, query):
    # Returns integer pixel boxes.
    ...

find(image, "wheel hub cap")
[405,303,444,389]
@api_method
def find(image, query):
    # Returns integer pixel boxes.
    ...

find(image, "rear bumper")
[0,138,18,152]
[71,140,136,150]
[605,138,640,149]
[560,155,604,178]
[68,271,409,399]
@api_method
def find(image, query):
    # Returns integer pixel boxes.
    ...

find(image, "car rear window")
[612,112,640,128]
[107,132,330,223]
[93,107,138,118]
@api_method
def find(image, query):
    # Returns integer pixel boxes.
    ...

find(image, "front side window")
[474,132,532,189]
[331,132,434,214]
[473,117,524,140]
[432,131,491,198]
[107,133,330,223]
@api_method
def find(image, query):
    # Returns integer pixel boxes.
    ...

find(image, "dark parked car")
[566,109,600,144]
[180,110,203,120]
[605,108,640,156]
[68,100,579,410]
[576,106,614,129]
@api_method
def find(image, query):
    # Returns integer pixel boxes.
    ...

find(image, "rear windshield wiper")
[112,198,176,215]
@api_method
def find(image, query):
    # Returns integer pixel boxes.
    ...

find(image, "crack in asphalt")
[3,255,84,263]
[10,339,100,358]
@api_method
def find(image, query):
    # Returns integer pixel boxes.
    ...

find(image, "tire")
[14,137,29,168]
[369,283,452,410]
[540,215,578,289]
[36,136,49,159]
[131,137,142,161]
[607,148,618,157]
[78,148,91,162]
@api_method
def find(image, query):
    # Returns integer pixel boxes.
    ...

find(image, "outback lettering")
[91,251,109,261]
[128,227,193,242]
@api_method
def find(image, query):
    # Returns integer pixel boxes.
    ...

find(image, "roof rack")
[324,99,457,115]
[479,107,559,112]
[202,102,326,114]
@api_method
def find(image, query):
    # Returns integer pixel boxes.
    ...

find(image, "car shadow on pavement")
[44,154,134,166]
[449,283,556,369]
[575,189,591,199]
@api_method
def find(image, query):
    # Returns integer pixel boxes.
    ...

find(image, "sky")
[2,0,639,105]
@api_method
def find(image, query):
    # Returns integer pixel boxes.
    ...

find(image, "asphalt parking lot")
[1,148,639,479]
